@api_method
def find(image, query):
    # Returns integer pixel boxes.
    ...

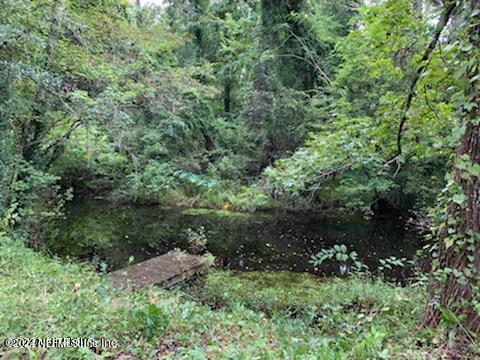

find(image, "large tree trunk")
[421,0,480,350]
[421,123,480,327]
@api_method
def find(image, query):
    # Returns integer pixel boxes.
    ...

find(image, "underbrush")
[0,233,446,359]
[110,178,277,212]
[193,271,434,358]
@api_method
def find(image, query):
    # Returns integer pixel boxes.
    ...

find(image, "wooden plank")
[109,251,208,290]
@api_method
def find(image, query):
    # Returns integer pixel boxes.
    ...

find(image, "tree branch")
[394,1,457,159]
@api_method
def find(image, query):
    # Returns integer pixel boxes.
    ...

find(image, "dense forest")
[0,0,479,358]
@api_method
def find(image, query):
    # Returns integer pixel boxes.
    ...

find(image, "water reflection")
[45,199,420,279]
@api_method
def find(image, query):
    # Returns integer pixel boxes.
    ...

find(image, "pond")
[45,199,421,280]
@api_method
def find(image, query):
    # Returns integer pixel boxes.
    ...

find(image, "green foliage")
[1,0,464,219]
[0,233,439,359]
[185,226,208,254]
[310,244,363,271]
[197,270,431,358]
[417,5,480,348]
[134,304,170,340]
[310,244,407,277]
[2,0,480,357]
[0,0,367,217]
[1,0,183,233]
[378,256,406,273]
[266,0,457,213]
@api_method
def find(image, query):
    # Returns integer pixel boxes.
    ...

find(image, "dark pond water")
[45,199,421,279]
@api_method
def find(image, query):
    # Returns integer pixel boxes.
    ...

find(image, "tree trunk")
[421,0,480,350]
[421,123,480,327]
[249,0,273,128]
[223,78,231,114]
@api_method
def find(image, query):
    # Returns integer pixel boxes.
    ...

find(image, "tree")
[421,0,480,349]
[249,0,358,168]
[0,0,188,241]
[266,0,456,212]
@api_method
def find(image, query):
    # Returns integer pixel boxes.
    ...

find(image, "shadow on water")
[45,199,421,281]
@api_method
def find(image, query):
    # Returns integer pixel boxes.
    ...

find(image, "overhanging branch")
[393,1,458,159]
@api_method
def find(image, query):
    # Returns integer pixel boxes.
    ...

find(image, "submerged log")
[110,251,208,290]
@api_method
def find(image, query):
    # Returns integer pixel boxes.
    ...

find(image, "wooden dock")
[110,251,208,290]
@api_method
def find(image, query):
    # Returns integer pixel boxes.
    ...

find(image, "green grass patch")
[181,208,252,218]
[194,270,433,358]
[0,233,438,359]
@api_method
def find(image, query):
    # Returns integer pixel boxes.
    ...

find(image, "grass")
[193,271,431,357]
[181,208,253,218]
[0,232,445,359]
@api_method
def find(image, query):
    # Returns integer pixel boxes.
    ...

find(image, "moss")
[181,208,252,218]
